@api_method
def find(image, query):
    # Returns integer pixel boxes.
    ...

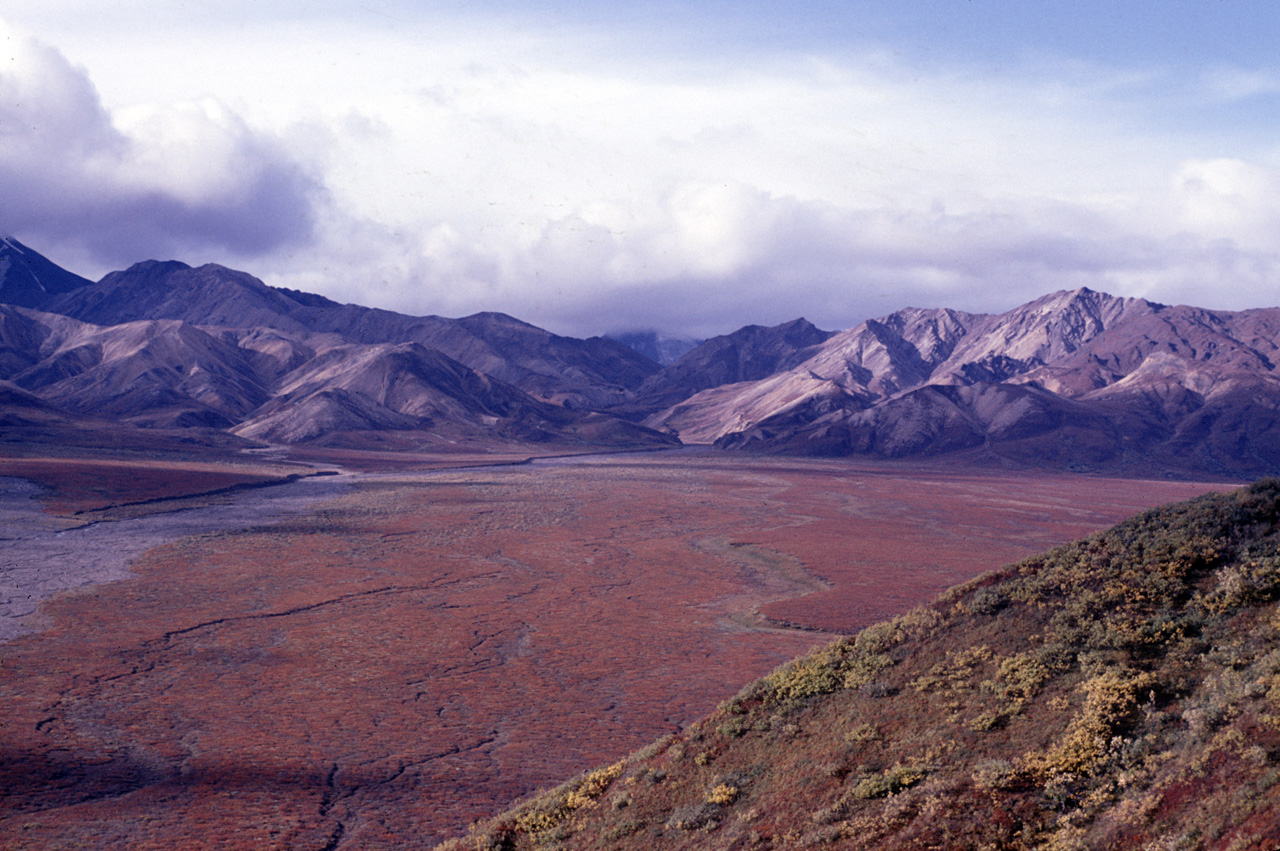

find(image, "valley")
[0,449,1230,849]
[0,237,1275,847]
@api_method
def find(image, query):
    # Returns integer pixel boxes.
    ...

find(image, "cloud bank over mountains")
[0,21,318,269]
[2,5,1279,337]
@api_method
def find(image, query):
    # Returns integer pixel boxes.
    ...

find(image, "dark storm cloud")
[0,26,319,274]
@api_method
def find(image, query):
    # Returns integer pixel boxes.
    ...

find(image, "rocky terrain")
[0,237,674,450]
[447,479,1280,851]
[3,237,1278,476]
[606,319,835,420]
[642,290,1280,478]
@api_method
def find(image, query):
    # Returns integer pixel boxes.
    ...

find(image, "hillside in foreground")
[444,480,1280,850]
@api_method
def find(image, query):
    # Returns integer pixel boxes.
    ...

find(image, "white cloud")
[1201,67,1280,102]
[2,10,1280,337]
[1167,158,1280,246]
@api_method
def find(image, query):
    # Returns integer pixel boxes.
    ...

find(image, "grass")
[439,479,1280,850]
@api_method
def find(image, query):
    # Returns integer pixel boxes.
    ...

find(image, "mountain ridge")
[39,259,660,410]
[642,287,1280,478]
[2,240,1277,475]
[0,301,677,451]
[0,236,94,309]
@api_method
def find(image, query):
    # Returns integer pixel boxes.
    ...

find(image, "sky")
[3,1,1280,338]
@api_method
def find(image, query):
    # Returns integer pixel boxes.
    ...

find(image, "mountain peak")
[461,311,543,332]
[114,259,193,280]
[1024,286,1141,314]
[0,236,94,309]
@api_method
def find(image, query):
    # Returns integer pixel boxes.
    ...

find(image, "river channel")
[0,472,355,643]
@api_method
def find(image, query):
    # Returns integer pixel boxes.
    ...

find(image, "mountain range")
[2,236,1278,476]
[0,238,674,453]
[643,291,1280,477]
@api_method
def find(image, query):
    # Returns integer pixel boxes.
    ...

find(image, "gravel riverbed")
[0,473,354,642]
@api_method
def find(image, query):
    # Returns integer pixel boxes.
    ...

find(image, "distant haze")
[3,2,1280,337]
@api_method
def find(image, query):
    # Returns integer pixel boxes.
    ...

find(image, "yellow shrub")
[1025,669,1156,780]
[707,783,740,805]
[514,760,626,835]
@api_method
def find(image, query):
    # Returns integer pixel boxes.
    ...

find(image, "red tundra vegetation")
[0,455,301,516]
[449,479,1280,851]
[0,450,1231,849]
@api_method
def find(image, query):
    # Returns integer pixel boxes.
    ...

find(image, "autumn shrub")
[850,764,928,799]
[762,654,843,703]
[912,645,992,694]
[601,819,645,841]
[981,651,1051,714]
[970,758,1017,791]
[969,709,1007,732]
[706,782,739,805]
[664,802,720,831]
[755,607,941,710]
[1206,552,1280,613]
[844,722,878,744]
[964,585,1009,615]
[508,761,625,837]
[1025,668,1157,780]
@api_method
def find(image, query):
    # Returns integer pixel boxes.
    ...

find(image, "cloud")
[1167,158,1280,246]
[4,11,1280,338]
[0,20,320,272]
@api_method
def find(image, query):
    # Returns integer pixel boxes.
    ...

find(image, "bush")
[1025,669,1157,780]
[851,764,927,799]
[511,761,626,836]
[706,783,739,805]
[665,802,719,831]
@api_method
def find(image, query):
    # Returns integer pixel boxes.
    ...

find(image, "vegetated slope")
[446,480,1280,851]
[658,289,1280,477]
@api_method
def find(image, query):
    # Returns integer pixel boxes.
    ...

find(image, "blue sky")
[3,1,1279,336]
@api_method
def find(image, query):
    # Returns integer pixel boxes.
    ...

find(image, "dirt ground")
[0,449,1235,849]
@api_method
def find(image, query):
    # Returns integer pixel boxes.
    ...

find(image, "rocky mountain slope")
[41,259,658,409]
[608,318,835,421]
[644,289,1280,478]
[0,242,678,450]
[0,302,675,450]
[0,237,93,309]
[443,479,1280,851]
[3,238,1279,473]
